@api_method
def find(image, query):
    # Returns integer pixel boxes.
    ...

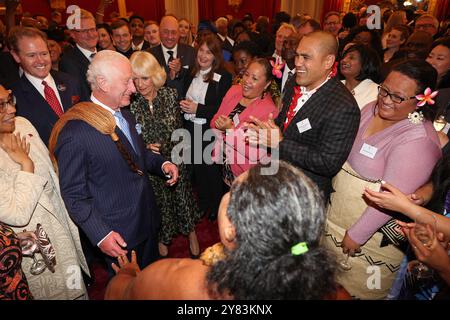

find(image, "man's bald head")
[160,15,178,29]
[295,31,337,90]
[159,15,179,49]
[303,31,338,57]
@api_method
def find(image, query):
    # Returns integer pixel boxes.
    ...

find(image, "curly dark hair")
[206,161,338,299]
[390,59,438,121]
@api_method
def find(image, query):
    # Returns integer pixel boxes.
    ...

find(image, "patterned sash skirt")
[322,162,404,299]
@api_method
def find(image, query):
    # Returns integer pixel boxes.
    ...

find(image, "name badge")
[183,65,189,69]
[213,73,222,82]
[233,114,240,127]
[296,118,312,133]
[360,143,378,159]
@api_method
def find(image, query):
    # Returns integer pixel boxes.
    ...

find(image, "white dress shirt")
[185,68,211,125]
[162,44,178,64]
[76,44,97,62]
[217,33,235,46]
[287,76,331,125]
[132,40,145,51]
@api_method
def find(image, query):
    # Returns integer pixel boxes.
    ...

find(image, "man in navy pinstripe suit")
[53,50,179,276]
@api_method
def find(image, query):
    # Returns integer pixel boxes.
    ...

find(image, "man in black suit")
[215,17,234,53]
[148,15,195,97]
[0,51,21,89]
[247,31,360,200]
[129,15,150,51]
[10,27,81,146]
[59,9,98,101]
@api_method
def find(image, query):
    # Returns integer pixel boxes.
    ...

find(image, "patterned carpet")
[87,215,220,300]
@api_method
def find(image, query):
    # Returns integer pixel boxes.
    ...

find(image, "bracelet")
[96,11,105,16]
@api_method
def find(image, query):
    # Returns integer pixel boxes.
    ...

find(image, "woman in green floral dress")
[129,51,202,258]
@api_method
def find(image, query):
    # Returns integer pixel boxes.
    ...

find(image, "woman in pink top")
[211,58,279,183]
[323,59,442,299]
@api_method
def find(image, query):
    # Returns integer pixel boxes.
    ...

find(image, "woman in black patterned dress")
[0,222,33,300]
[129,51,202,258]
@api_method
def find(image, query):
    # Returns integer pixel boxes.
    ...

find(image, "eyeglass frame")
[0,94,16,112]
[72,27,98,35]
[415,23,436,30]
[377,85,416,104]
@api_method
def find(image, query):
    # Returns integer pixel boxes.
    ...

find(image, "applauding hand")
[244,113,283,148]
[214,115,234,132]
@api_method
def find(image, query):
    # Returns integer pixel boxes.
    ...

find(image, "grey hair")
[86,50,131,91]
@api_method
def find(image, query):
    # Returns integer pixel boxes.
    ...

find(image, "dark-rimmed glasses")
[377,85,416,104]
[73,28,97,35]
[0,94,16,112]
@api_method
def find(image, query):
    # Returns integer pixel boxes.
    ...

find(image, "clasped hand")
[162,162,179,186]
[168,58,181,80]
[244,113,283,148]
[214,115,233,132]
[179,99,198,114]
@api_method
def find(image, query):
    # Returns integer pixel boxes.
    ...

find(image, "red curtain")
[198,0,215,21]
[321,0,344,23]
[19,0,165,22]
[198,0,281,22]
[435,0,450,22]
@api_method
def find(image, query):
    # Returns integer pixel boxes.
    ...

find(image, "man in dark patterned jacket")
[247,31,360,200]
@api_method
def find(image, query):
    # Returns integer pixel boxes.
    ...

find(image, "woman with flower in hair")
[323,59,442,299]
[211,58,279,187]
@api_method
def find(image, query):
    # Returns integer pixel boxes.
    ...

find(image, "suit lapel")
[281,78,335,133]
[177,44,186,63]
[154,45,167,69]
[20,76,59,121]
[51,71,70,111]
[122,110,141,157]
[74,46,90,66]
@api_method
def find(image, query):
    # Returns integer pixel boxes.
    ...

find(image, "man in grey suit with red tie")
[53,50,179,275]
[148,15,195,97]
[10,27,81,146]
[247,31,360,200]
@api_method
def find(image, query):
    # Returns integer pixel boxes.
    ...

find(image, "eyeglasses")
[415,24,436,30]
[73,28,97,35]
[0,95,16,112]
[378,85,416,104]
